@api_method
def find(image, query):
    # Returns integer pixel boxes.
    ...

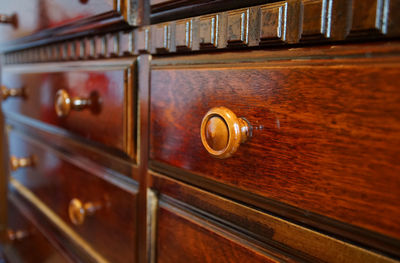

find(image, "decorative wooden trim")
[2,0,400,64]
[146,189,158,263]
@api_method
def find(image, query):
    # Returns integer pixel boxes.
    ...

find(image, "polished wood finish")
[2,0,400,262]
[150,43,400,243]
[2,200,69,263]
[5,117,139,182]
[0,0,148,48]
[2,60,137,159]
[156,205,284,263]
[150,172,397,263]
[7,130,138,263]
[4,0,400,63]
[9,181,106,263]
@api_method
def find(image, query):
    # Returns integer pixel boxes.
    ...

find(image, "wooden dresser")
[0,0,399,262]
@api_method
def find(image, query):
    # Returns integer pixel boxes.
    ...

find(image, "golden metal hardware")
[7,229,29,241]
[10,155,35,171]
[201,107,251,159]
[54,89,92,117]
[68,198,101,225]
[1,86,25,100]
[0,13,17,27]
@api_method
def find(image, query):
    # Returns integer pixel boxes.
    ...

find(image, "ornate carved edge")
[3,0,399,64]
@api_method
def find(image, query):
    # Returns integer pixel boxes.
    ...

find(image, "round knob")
[7,229,29,241]
[55,89,90,117]
[0,13,17,28]
[68,198,100,225]
[1,86,25,100]
[200,107,252,159]
[10,155,35,171]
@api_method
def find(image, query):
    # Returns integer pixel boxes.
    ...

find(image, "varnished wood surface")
[2,60,137,159]
[150,172,398,262]
[5,117,139,182]
[4,0,400,62]
[0,0,120,45]
[0,0,148,50]
[150,43,400,244]
[136,55,152,263]
[7,130,138,263]
[2,200,69,263]
[157,205,287,263]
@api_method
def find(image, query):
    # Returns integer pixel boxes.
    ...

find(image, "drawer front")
[156,206,282,263]
[150,44,400,241]
[3,200,69,263]
[0,0,136,45]
[2,60,136,158]
[150,173,395,263]
[7,130,138,263]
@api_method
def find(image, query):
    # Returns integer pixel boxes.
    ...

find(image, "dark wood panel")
[350,0,399,36]
[7,130,138,263]
[0,0,114,45]
[156,205,287,263]
[149,45,400,242]
[150,172,398,262]
[2,200,69,263]
[2,60,136,159]
[0,0,148,49]
[8,184,102,263]
[136,54,152,263]
[5,117,139,182]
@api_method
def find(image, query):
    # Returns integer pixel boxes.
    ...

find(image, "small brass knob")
[55,89,91,117]
[7,229,29,241]
[68,198,100,225]
[10,155,35,171]
[201,107,251,159]
[1,86,25,100]
[0,13,17,28]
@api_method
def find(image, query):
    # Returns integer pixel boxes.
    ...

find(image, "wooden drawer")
[149,43,400,243]
[149,172,395,263]
[2,60,136,159]
[0,0,142,45]
[7,129,138,263]
[2,200,69,263]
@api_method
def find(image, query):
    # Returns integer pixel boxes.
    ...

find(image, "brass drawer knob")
[10,155,35,171]
[68,198,101,225]
[55,89,91,117]
[1,86,25,100]
[0,13,17,27]
[201,107,251,159]
[7,229,29,241]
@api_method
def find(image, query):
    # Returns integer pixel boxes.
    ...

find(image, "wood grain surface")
[2,200,69,263]
[7,130,138,263]
[156,205,286,263]
[150,44,400,243]
[2,60,136,159]
[151,172,398,263]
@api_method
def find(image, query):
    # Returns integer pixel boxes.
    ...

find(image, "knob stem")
[0,13,17,27]
[7,229,29,241]
[10,155,35,171]
[1,86,25,100]
[68,198,101,225]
